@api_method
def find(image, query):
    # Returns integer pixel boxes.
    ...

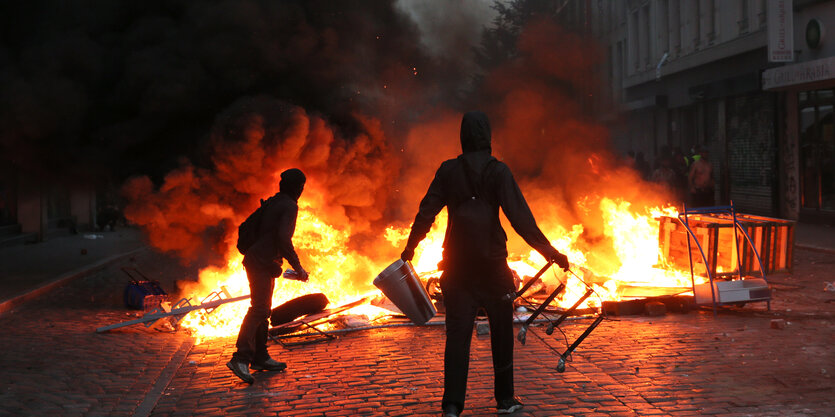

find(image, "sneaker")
[251,358,287,372]
[226,358,254,384]
[496,397,523,414]
[441,404,460,417]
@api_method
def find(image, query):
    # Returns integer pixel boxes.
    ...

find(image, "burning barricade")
[99,198,698,338]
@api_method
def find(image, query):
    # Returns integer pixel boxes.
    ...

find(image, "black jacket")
[244,192,303,274]
[403,111,558,267]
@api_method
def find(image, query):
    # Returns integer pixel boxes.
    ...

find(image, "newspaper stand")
[678,203,771,315]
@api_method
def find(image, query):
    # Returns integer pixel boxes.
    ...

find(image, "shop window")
[799,89,835,213]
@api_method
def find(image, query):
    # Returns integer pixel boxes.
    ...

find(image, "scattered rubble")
[770,319,787,329]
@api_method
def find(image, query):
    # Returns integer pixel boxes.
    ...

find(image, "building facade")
[0,168,100,245]
[591,0,834,223]
[763,1,835,223]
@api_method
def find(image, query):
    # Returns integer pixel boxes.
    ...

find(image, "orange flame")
[178,183,702,342]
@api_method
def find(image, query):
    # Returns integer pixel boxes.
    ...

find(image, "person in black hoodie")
[401,111,570,416]
[227,168,310,384]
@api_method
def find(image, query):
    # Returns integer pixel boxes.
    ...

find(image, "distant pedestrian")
[624,150,636,169]
[688,147,715,207]
[635,152,651,180]
[227,168,310,384]
[670,147,689,196]
[651,156,679,199]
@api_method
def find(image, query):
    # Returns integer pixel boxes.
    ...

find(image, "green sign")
[806,19,823,50]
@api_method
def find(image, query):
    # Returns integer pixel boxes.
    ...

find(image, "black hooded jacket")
[403,111,558,274]
[244,170,305,275]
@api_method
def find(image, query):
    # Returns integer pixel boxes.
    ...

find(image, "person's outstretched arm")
[276,203,306,280]
[401,170,446,261]
[496,164,569,270]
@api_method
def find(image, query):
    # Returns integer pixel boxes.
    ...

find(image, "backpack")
[236,198,269,255]
[445,156,499,261]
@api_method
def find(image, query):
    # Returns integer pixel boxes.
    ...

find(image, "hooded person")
[400,111,569,416]
[227,168,310,384]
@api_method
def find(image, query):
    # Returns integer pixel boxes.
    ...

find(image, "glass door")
[799,89,835,214]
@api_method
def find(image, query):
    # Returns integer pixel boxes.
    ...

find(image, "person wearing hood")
[227,168,310,384]
[401,111,569,416]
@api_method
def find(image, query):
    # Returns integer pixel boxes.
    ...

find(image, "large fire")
[178,182,704,343]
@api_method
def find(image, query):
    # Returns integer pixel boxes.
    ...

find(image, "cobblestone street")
[0,245,833,416]
[4,0,835,415]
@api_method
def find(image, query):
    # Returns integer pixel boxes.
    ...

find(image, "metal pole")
[95,295,250,333]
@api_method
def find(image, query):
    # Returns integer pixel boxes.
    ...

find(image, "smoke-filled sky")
[2,0,671,274]
[1,0,494,181]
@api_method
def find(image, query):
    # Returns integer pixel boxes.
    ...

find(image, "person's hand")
[551,251,570,272]
[285,267,309,282]
[400,247,415,262]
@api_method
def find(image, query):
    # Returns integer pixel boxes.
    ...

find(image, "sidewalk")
[0,222,833,316]
[0,228,147,314]
[794,221,835,253]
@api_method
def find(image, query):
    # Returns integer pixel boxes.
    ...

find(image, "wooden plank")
[658,213,794,277]
[787,223,795,272]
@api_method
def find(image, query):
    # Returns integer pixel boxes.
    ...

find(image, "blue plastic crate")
[122,267,168,310]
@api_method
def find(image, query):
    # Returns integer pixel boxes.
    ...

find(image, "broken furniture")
[96,286,249,333]
[268,296,371,346]
[514,261,605,373]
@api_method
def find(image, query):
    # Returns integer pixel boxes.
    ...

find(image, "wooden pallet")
[658,213,794,279]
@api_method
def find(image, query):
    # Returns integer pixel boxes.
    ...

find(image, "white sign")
[763,56,835,90]
[767,0,794,62]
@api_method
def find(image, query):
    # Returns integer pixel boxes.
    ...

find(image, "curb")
[0,246,148,316]
[132,338,194,417]
[795,244,835,255]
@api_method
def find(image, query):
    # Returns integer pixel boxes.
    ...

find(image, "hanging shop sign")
[767,0,794,62]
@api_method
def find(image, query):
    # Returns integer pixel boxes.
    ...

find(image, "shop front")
[764,56,835,224]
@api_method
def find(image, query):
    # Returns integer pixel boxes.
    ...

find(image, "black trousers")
[440,264,515,413]
[689,187,715,208]
[232,258,276,364]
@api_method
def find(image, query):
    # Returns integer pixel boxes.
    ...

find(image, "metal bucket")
[372,259,437,325]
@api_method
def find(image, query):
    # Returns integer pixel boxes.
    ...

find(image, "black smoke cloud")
[0,0,485,265]
[0,0,466,182]
[3,0,671,279]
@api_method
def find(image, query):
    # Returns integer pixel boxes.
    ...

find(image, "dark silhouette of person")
[400,111,569,417]
[635,151,651,180]
[227,168,309,384]
[670,147,689,196]
[688,147,715,207]
[651,156,681,200]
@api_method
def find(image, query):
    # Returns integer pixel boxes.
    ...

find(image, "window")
[659,0,670,54]
[739,0,749,34]
[616,41,624,99]
[670,0,681,54]
[630,9,640,70]
[757,0,767,28]
[693,0,701,49]
[642,4,651,67]
[705,0,716,44]
[799,89,835,212]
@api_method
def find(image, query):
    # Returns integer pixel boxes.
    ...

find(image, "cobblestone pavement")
[0,247,832,417]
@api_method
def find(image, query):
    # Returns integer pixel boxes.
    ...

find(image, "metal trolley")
[678,202,772,315]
